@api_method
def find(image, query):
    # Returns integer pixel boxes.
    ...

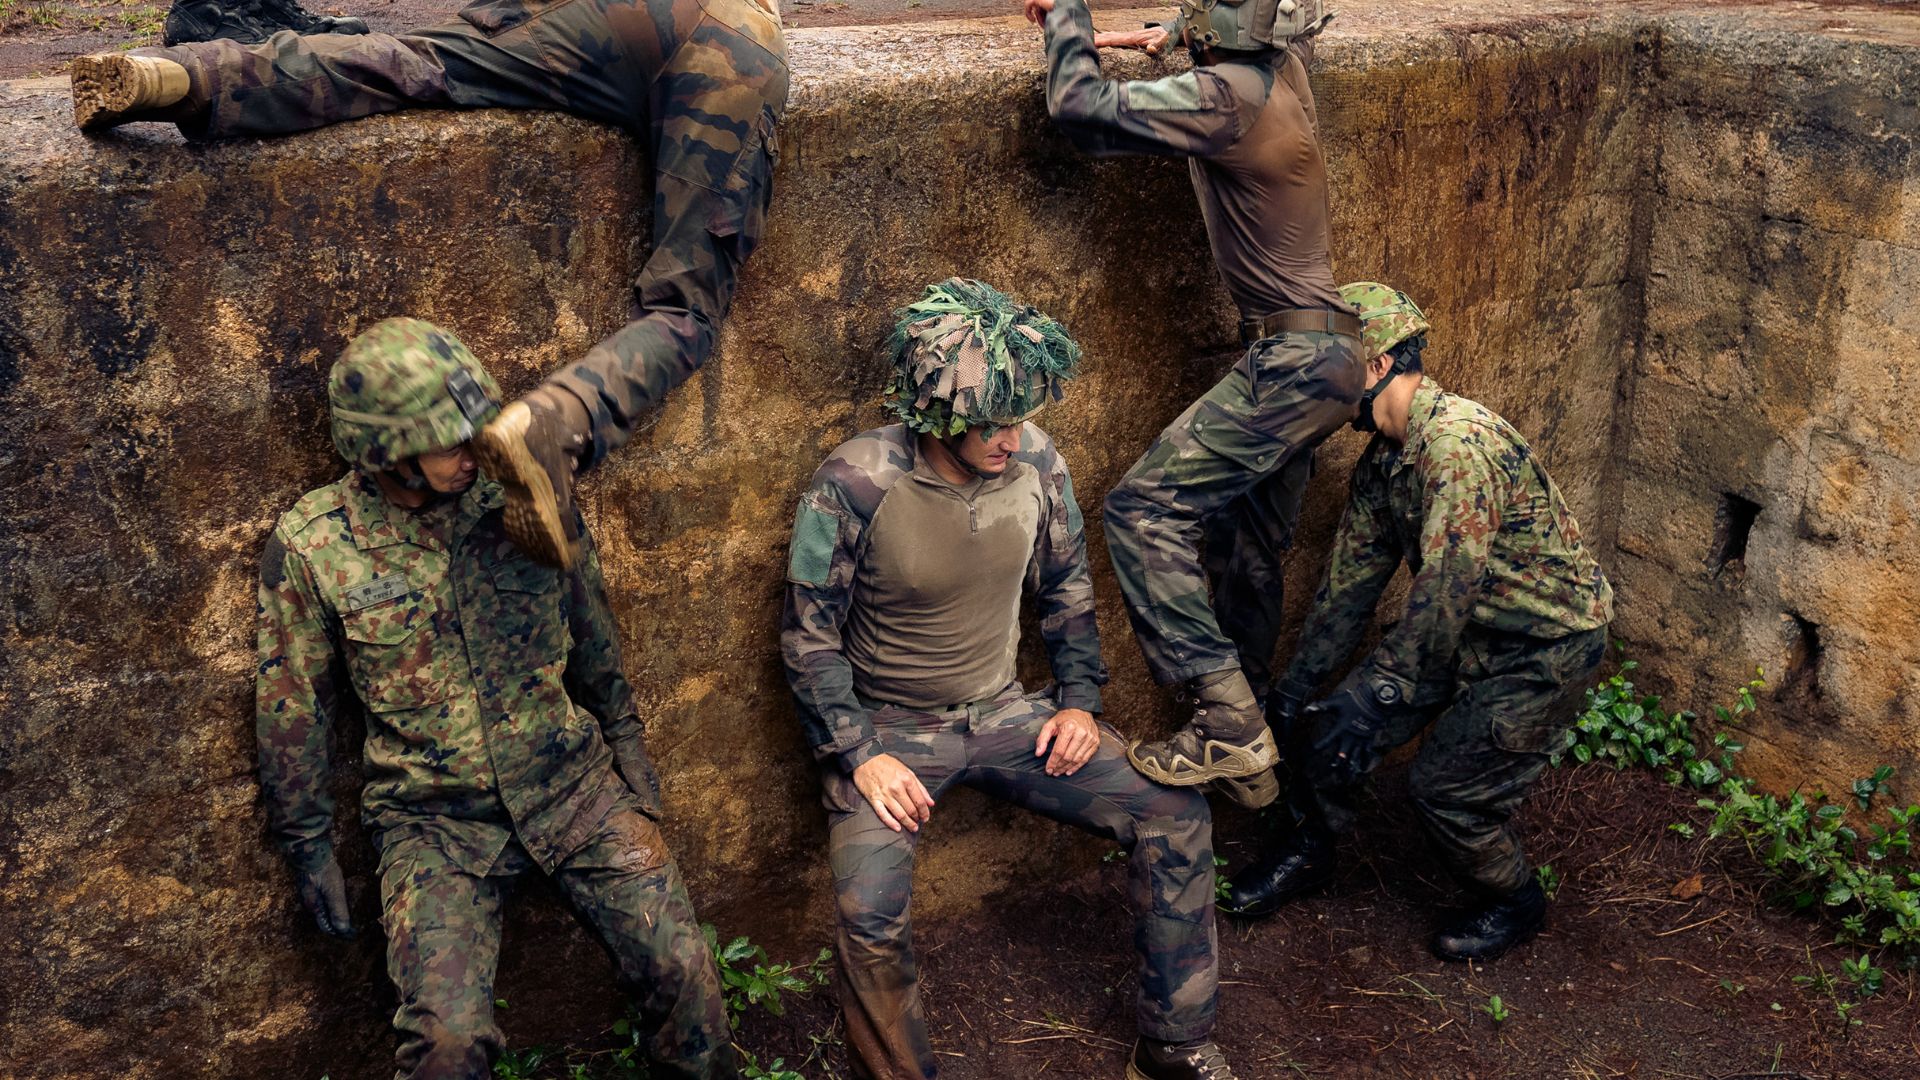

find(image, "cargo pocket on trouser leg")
[457,0,580,36]
[706,104,779,267]
[1131,820,1219,1040]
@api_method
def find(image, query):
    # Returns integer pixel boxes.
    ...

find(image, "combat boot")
[1128,669,1277,786]
[1219,807,1335,917]
[1126,1037,1238,1080]
[1206,768,1278,810]
[473,388,591,569]
[1431,879,1546,962]
[162,0,369,46]
[71,54,191,130]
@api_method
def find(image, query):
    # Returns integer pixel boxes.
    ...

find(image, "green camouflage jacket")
[255,473,637,875]
[781,424,1107,772]
[1286,381,1614,706]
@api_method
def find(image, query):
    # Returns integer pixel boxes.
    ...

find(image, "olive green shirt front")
[845,454,1046,708]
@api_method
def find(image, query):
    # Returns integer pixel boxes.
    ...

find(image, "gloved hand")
[294,851,356,940]
[1268,678,1313,732]
[1308,684,1395,785]
[608,726,664,817]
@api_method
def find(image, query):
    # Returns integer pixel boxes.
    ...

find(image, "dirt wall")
[0,2,1914,1077]
[1614,11,1920,794]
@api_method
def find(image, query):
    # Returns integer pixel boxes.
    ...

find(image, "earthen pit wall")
[1616,14,1920,795]
[0,4,1906,1076]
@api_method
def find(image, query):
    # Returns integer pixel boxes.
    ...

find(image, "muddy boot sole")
[1127,727,1278,786]
[473,404,576,570]
[71,54,186,131]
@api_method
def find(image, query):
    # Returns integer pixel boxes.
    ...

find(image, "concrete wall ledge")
[4,3,1919,1076]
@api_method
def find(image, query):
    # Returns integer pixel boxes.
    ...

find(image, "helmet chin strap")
[1351,357,1411,434]
[389,458,460,505]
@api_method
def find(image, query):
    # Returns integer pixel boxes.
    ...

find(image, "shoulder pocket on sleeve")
[787,500,841,586]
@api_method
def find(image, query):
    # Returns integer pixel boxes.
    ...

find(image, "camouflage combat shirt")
[1041,0,1349,319]
[256,473,638,875]
[781,424,1109,773]
[1286,381,1614,707]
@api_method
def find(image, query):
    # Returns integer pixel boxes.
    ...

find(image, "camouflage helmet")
[329,317,502,472]
[1338,281,1431,359]
[885,278,1082,436]
[1175,0,1331,54]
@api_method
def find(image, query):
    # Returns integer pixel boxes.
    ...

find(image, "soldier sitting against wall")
[1222,284,1616,961]
[255,319,732,1079]
[781,279,1236,1080]
[70,0,789,574]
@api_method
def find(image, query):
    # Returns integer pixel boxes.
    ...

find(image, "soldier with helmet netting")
[1023,0,1366,824]
[1221,283,1616,963]
[781,279,1236,1080]
[256,318,734,1078]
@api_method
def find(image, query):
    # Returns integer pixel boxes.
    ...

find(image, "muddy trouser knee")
[378,836,513,1080]
[555,798,736,1079]
[1103,331,1363,686]
[146,0,791,467]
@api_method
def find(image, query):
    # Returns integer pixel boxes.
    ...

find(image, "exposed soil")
[723,764,1920,1080]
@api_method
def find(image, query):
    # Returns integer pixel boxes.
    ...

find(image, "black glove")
[294,851,357,940]
[608,726,664,817]
[1268,678,1312,732]
[1308,684,1396,785]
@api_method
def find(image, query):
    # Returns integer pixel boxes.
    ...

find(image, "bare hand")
[1093,26,1170,55]
[853,753,936,833]
[1035,708,1100,776]
[1023,0,1054,26]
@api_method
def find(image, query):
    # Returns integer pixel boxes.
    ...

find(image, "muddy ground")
[713,763,1920,1080]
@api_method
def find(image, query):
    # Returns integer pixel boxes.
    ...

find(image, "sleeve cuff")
[834,735,889,775]
[1057,682,1103,714]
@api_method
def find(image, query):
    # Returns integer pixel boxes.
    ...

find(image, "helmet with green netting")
[1174,0,1332,54]
[1338,281,1431,359]
[329,317,502,472]
[885,278,1082,436]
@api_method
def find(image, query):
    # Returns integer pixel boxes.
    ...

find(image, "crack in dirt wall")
[0,3,1915,1076]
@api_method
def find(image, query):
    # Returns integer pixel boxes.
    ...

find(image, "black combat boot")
[1126,1037,1238,1080]
[163,0,369,46]
[1218,807,1336,918]
[1431,879,1547,962]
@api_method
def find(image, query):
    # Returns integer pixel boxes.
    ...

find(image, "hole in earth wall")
[1710,493,1761,577]
[1779,613,1824,706]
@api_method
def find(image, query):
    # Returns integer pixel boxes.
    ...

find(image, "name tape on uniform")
[343,574,410,612]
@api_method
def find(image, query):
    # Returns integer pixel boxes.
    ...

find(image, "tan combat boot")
[71,54,191,131]
[1207,768,1279,811]
[1128,668,1277,787]
[472,387,591,569]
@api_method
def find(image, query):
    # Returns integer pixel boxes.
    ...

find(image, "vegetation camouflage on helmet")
[1338,281,1432,359]
[1175,0,1331,54]
[329,317,502,472]
[884,278,1082,436]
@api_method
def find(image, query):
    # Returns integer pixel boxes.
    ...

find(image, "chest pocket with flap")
[342,598,448,713]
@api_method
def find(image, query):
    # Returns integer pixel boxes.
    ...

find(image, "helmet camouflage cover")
[885,278,1082,436]
[1175,0,1332,54]
[329,317,502,472]
[1337,281,1431,359]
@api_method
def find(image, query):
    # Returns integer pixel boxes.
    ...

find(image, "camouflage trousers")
[1104,330,1364,693]
[1298,625,1609,894]
[375,797,732,1080]
[148,0,789,466]
[823,684,1218,1080]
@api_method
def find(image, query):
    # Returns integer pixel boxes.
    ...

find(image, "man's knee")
[835,872,912,961]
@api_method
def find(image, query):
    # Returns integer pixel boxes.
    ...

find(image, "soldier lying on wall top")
[71,0,790,574]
